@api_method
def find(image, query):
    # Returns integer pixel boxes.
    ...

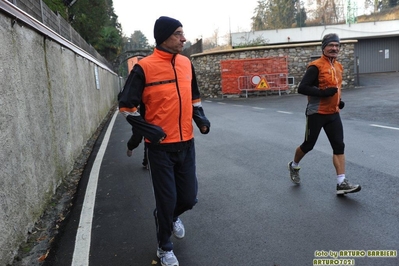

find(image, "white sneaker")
[336,179,361,195]
[157,248,179,266]
[173,218,185,239]
[288,161,301,184]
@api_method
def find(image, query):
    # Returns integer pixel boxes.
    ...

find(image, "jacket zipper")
[171,55,183,141]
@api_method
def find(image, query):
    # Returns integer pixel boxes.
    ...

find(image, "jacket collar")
[154,46,177,60]
[321,54,336,64]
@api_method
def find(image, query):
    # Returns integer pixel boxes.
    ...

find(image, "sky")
[112,0,369,46]
[112,0,259,45]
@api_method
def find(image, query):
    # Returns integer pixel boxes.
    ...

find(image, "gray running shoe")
[172,218,185,239]
[157,248,179,266]
[337,179,361,195]
[288,161,301,184]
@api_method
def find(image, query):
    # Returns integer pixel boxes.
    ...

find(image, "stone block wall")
[191,41,356,98]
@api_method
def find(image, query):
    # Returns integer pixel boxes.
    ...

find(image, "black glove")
[127,131,143,151]
[126,115,166,144]
[193,106,211,134]
[339,100,345,109]
[320,87,338,97]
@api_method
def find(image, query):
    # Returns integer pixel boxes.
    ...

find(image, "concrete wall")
[191,41,356,98]
[0,12,119,265]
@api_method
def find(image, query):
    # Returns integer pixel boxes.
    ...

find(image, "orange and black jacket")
[119,47,210,151]
[298,54,343,115]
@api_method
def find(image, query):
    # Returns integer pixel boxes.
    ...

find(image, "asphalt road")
[44,72,399,266]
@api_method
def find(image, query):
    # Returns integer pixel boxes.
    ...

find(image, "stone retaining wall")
[191,41,356,98]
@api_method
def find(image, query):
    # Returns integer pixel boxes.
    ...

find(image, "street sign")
[256,78,270,89]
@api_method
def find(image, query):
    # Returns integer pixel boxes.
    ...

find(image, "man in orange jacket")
[119,16,210,266]
[288,33,361,195]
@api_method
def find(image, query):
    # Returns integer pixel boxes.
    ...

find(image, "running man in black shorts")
[288,33,361,195]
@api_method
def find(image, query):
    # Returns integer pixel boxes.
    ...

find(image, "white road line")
[217,102,226,105]
[370,124,399,131]
[233,104,244,107]
[277,111,292,114]
[253,107,265,110]
[71,109,119,266]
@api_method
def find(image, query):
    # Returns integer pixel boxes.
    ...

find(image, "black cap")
[322,33,340,50]
[154,16,183,45]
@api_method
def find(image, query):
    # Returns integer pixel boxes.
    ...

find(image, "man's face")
[323,42,340,58]
[161,27,186,54]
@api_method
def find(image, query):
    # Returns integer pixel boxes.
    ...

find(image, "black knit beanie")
[322,33,340,50]
[154,16,183,45]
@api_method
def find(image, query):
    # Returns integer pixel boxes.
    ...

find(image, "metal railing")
[5,0,112,69]
[238,73,290,97]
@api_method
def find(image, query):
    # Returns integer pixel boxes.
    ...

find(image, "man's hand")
[200,126,209,134]
[157,135,166,144]
[320,87,338,97]
[339,99,345,109]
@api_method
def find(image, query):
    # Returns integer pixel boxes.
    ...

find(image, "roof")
[231,20,399,46]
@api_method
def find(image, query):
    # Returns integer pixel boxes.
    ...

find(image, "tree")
[388,0,398,8]
[93,0,123,60]
[70,0,107,45]
[266,0,297,29]
[105,0,122,34]
[95,26,122,60]
[295,1,307,27]
[251,0,268,30]
[69,0,123,61]
[311,0,345,24]
[252,0,299,30]
[202,37,217,50]
[210,28,220,47]
[377,0,398,9]
[42,0,68,19]
[127,31,149,50]
[183,41,192,50]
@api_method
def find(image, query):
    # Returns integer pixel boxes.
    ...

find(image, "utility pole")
[346,0,358,24]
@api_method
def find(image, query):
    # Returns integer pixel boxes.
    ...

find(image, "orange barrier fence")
[221,57,289,97]
[238,73,290,97]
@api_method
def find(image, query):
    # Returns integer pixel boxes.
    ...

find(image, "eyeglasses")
[173,31,185,37]
[326,44,340,48]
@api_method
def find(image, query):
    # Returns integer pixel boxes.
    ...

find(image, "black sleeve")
[127,133,142,150]
[191,63,211,134]
[191,63,201,100]
[298,66,322,96]
[126,115,166,144]
[193,106,210,134]
[118,64,145,110]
